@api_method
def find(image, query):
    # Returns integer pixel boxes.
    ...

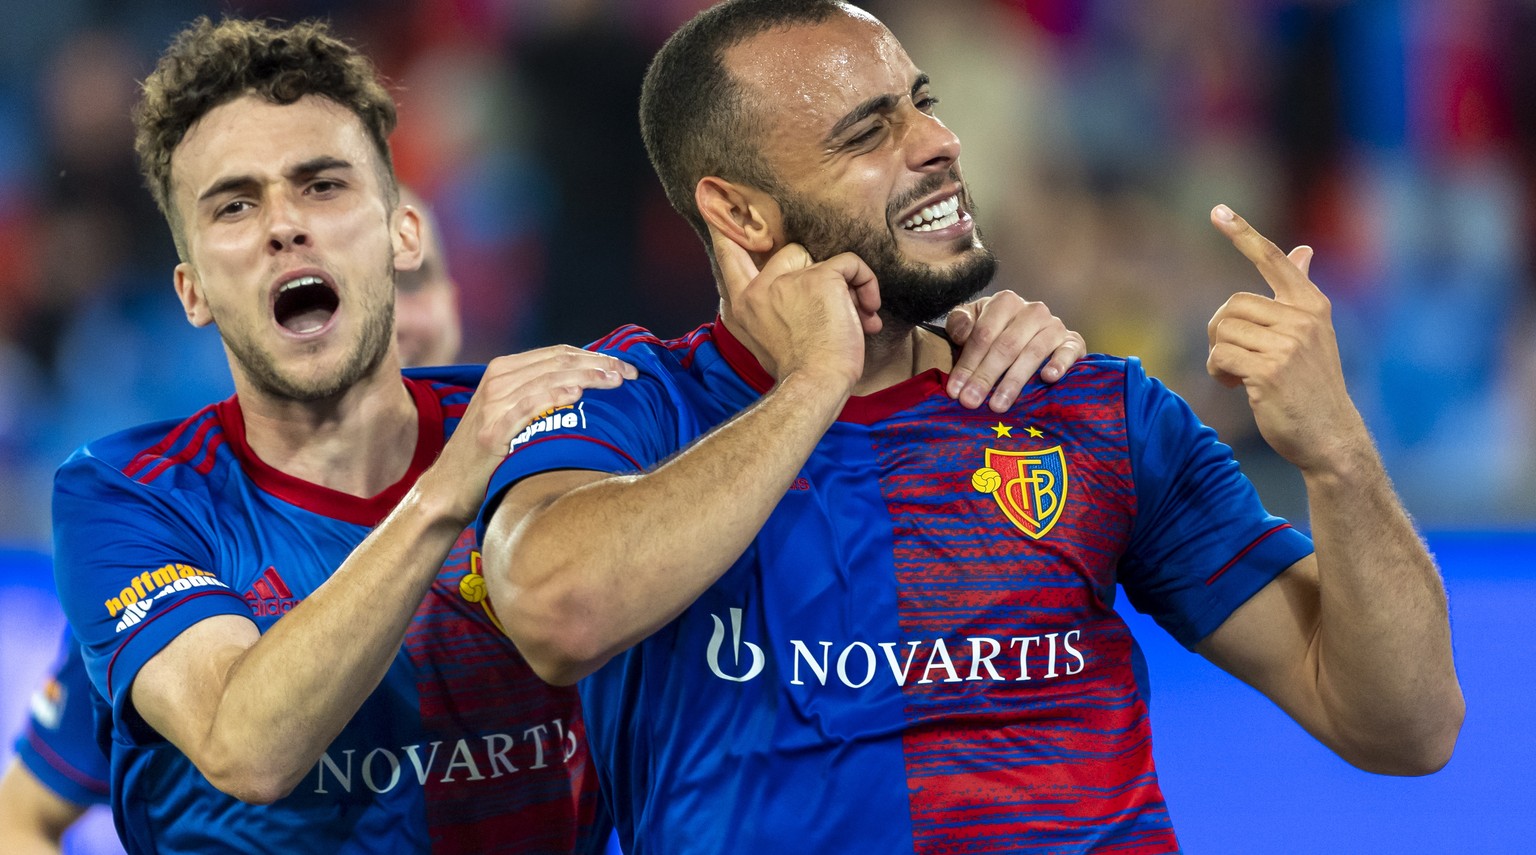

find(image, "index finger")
[1210,204,1315,305]
[707,222,762,302]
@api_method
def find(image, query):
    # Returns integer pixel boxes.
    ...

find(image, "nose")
[266,195,310,253]
[905,108,960,174]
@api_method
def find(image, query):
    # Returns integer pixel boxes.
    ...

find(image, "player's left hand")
[1207,204,1370,473]
[945,291,1085,412]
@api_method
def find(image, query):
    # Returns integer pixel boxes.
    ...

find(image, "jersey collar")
[214,377,444,526]
[710,317,952,426]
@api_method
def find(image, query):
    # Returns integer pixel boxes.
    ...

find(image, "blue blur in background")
[1124,531,1534,854]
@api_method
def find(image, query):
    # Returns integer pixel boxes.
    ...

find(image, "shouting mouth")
[273,274,339,336]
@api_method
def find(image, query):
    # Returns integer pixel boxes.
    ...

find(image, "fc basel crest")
[972,446,1068,539]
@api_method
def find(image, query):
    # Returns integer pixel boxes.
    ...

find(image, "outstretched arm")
[126,348,635,804]
[1194,205,1463,775]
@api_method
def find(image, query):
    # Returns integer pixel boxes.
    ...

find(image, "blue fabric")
[479,322,1315,854]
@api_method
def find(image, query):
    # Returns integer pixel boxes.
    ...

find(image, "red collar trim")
[214,377,443,526]
[711,317,950,426]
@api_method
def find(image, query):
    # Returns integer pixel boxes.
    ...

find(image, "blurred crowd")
[1,0,1534,546]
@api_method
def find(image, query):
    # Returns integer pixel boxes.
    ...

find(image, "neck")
[718,301,954,397]
[232,358,418,498]
[852,319,953,396]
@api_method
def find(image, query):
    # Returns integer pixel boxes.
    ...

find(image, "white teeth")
[901,195,961,230]
[279,275,325,293]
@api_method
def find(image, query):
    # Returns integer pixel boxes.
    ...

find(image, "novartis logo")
[706,607,764,682]
[704,608,1089,688]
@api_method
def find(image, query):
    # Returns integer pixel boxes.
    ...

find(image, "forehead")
[724,12,916,141]
[170,94,379,199]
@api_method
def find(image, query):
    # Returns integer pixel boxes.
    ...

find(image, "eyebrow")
[823,73,931,144]
[197,156,356,205]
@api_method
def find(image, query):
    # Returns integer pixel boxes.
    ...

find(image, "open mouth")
[900,194,962,233]
[273,275,339,335]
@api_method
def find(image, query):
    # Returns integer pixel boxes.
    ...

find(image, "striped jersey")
[53,368,606,855]
[479,321,1314,854]
[14,629,112,808]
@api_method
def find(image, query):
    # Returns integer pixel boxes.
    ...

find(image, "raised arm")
[1193,205,1463,775]
[125,348,634,804]
[482,234,873,686]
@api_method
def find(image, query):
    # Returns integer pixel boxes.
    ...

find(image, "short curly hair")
[133,17,398,256]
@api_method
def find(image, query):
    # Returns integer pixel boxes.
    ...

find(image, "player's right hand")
[424,346,637,524]
[709,224,878,390]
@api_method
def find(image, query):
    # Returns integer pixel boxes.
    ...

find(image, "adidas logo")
[245,566,301,617]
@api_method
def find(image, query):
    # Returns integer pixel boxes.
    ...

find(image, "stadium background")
[0,1,1530,852]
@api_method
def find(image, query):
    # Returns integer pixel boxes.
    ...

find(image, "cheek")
[189,227,267,281]
[839,162,901,226]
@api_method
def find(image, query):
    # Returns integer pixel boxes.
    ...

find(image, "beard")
[219,259,396,403]
[777,176,998,329]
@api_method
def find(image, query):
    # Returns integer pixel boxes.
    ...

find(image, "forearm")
[1304,440,1463,773]
[0,760,83,854]
[489,370,848,683]
[160,488,467,801]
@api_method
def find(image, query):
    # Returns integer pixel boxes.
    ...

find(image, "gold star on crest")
[991,422,1013,438]
[1026,426,1044,438]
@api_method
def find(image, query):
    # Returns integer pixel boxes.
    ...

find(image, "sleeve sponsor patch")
[509,403,588,452]
[105,563,228,633]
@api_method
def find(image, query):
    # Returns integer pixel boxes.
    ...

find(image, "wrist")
[400,470,483,533]
[1296,427,1380,490]
[777,364,857,406]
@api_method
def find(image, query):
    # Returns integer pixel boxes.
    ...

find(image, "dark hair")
[133,17,398,255]
[639,0,851,249]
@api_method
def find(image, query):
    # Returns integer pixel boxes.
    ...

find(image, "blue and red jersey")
[14,629,112,808]
[479,321,1314,854]
[53,368,606,855]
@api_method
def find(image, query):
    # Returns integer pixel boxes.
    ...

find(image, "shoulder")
[403,363,484,395]
[587,322,716,374]
[1046,354,1189,406]
[57,403,229,496]
[1018,353,1138,410]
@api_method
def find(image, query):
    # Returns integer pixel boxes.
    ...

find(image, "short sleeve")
[52,453,252,743]
[476,370,683,542]
[1118,360,1314,648]
[13,630,111,806]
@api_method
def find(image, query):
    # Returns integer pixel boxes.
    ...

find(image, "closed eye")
[847,125,882,147]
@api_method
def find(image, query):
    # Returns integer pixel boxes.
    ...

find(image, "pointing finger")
[1210,204,1315,305]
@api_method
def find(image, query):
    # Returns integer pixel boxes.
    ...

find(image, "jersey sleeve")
[12,630,111,806]
[52,452,253,744]
[476,366,682,541]
[1117,359,1314,648]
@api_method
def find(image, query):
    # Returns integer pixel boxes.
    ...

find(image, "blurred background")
[0,0,1531,853]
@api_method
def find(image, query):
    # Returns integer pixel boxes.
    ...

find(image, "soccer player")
[476,2,1465,852]
[0,188,463,855]
[47,15,1086,854]
[50,18,631,854]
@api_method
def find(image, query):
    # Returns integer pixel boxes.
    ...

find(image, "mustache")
[887,166,964,222]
